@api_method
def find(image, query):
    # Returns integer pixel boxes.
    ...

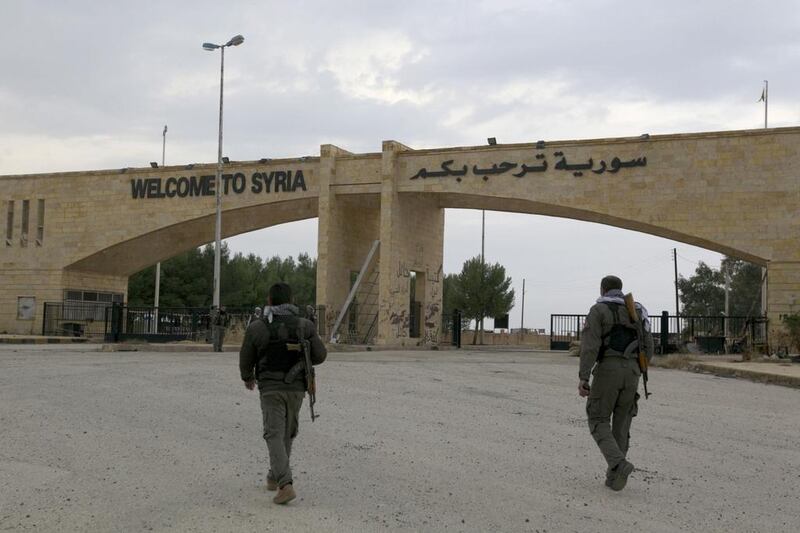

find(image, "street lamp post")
[154,124,167,333]
[203,34,244,308]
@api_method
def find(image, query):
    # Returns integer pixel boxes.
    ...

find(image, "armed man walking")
[211,305,229,352]
[239,282,327,505]
[578,275,653,491]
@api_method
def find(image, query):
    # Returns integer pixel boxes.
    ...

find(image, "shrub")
[781,313,800,352]
[649,354,698,370]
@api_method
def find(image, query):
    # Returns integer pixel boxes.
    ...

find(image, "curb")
[100,343,225,353]
[688,362,800,389]
[0,337,90,345]
[99,342,452,353]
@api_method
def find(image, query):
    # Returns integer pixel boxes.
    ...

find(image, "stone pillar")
[316,144,381,339]
[766,260,800,347]
[376,141,444,346]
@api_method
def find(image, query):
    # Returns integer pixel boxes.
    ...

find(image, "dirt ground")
[1,345,798,532]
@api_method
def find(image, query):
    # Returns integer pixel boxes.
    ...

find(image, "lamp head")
[226,34,244,47]
[202,42,220,51]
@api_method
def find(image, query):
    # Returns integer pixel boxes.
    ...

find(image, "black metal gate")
[103,304,324,343]
[104,305,214,342]
[549,311,768,353]
[42,302,111,338]
[550,314,585,350]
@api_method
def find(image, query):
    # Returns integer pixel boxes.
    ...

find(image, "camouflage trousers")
[211,326,225,351]
[586,358,641,469]
[260,390,304,488]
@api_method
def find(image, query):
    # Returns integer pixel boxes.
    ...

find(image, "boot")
[266,477,278,491]
[273,483,296,505]
[608,460,634,491]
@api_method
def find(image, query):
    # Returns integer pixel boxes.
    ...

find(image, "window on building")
[5,200,13,246]
[36,199,45,246]
[20,200,29,247]
[64,290,125,304]
[65,290,83,301]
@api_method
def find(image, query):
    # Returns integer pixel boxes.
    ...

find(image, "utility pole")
[479,210,485,343]
[673,248,679,316]
[520,278,526,331]
[724,264,731,351]
[481,210,485,264]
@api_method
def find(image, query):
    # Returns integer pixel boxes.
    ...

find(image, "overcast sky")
[2,1,798,330]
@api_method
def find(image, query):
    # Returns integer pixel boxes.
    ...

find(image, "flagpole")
[761,80,768,322]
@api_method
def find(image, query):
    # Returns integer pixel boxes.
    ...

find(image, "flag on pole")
[758,88,765,102]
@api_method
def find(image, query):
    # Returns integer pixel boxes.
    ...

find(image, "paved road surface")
[1,345,798,532]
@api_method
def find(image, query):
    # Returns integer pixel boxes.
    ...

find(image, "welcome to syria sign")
[129,170,307,199]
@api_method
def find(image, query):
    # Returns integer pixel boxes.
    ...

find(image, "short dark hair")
[269,282,292,305]
[601,275,623,294]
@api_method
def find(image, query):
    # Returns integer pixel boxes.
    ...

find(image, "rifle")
[623,293,651,399]
[286,338,318,421]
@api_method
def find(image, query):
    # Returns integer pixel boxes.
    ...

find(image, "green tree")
[442,273,470,334]
[721,257,763,316]
[678,262,724,315]
[678,257,763,316]
[128,245,317,309]
[451,256,514,344]
[781,314,800,351]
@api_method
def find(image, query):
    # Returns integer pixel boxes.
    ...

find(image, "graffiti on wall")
[389,309,409,337]
[420,263,443,345]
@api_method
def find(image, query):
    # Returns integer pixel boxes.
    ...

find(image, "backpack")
[256,315,302,374]
[598,302,638,359]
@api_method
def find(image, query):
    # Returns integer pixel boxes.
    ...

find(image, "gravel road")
[1,345,798,532]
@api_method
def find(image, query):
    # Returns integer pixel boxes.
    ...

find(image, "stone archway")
[2,128,798,341]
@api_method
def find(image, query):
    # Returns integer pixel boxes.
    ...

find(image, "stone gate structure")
[2,127,799,343]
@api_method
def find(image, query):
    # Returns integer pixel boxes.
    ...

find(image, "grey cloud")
[3,0,798,157]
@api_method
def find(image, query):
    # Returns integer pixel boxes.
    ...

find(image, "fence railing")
[550,312,768,354]
[104,304,323,343]
[43,301,111,338]
[43,302,323,342]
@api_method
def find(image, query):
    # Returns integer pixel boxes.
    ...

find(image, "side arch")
[65,197,318,277]
[434,192,767,265]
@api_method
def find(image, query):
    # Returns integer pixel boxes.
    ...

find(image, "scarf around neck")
[596,289,651,331]
[263,303,298,323]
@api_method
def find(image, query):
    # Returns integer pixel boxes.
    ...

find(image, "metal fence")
[104,304,324,343]
[42,301,111,338]
[105,306,216,342]
[550,312,768,354]
[550,314,586,351]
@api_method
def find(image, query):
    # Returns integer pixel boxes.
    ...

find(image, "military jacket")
[578,301,654,381]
